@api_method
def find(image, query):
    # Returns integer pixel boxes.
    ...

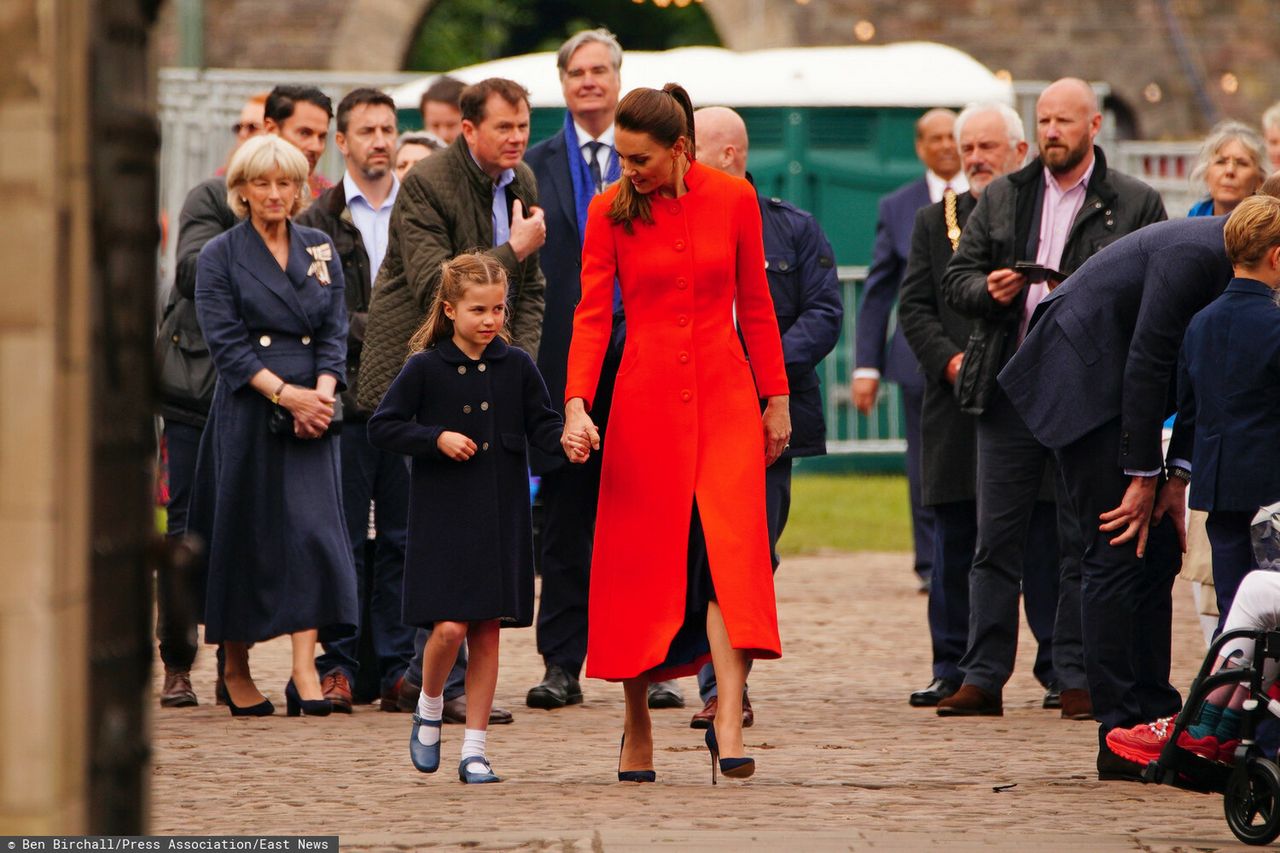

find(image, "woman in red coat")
[562,84,791,783]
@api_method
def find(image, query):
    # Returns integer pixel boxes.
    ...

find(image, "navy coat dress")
[367,337,564,628]
[190,219,358,645]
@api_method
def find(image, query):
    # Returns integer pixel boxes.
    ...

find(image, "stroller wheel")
[1225,756,1280,845]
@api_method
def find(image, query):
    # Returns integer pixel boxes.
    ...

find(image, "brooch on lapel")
[306,243,333,285]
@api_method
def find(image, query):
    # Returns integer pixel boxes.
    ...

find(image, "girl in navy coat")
[1179,194,1280,624]
[369,253,589,783]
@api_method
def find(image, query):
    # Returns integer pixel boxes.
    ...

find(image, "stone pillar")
[0,0,94,834]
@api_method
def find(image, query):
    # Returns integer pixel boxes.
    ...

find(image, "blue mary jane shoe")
[409,714,442,773]
[458,756,501,784]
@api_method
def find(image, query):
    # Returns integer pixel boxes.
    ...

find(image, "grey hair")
[396,131,444,155]
[1263,102,1280,133]
[1190,119,1269,186]
[953,102,1025,146]
[556,28,623,76]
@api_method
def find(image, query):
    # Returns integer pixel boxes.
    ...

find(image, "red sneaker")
[1175,730,1220,761]
[1218,738,1241,764]
[1106,717,1175,764]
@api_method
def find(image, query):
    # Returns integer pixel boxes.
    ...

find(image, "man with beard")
[936,78,1166,720]
[897,102,1050,709]
[296,88,417,715]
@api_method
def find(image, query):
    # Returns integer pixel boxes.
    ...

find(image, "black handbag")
[155,293,215,412]
[268,392,343,438]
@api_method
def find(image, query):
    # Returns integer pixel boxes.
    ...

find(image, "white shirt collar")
[467,149,515,189]
[342,171,399,211]
[573,122,615,151]
[924,169,968,204]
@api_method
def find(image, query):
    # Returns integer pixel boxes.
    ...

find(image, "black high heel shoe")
[705,726,754,785]
[617,735,656,783]
[225,684,273,718]
[285,679,333,717]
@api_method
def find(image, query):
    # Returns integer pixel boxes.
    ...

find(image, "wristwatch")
[1166,465,1191,484]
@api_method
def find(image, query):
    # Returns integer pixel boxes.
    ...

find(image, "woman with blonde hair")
[190,134,357,717]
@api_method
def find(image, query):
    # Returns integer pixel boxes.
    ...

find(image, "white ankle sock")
[461,728,488,772]
[416,692,443,747]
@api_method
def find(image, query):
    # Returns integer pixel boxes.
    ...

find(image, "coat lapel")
[234,221,311,325]
[545,131,581,241]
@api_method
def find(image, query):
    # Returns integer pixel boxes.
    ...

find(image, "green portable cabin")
[390,45,1012,461]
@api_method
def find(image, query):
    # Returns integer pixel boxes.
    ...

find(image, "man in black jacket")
[937,78,1166,720]
[897,102,1054,709]
[296,89,418,716]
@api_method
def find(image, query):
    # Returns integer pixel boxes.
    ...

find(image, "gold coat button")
[259,335,271,347]
[458,365,467,375]
[301,335,311,345]
[480,402,489,411]
[463,405,472,414]
[478,363,487,372]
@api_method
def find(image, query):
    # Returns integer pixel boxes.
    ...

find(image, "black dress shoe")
[647,679,685,709]
[909,678,958,707]
[1042,683,1062,709]
[442,694,514,724]
[526,664,583,710]
[1097,742,1147,782]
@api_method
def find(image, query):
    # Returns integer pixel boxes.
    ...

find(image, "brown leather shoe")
[936,684,1003,716]
[442,694,514,725]
[160,668,197,708]
[397,675,420,713]
[380,676,406,712]
[742,693,754,728]
[1060,688,1094,720]
[321,671,353,714]
[690,697,717,729]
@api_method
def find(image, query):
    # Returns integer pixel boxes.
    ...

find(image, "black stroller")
[1143,627,1280,845]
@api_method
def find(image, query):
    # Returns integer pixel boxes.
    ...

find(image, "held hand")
[562,430,594,464]
[763,396,791,467]
[944,352,964,385]
[1099,475,1159,557]
[281,386,334,437]
[852,377,878,415]
[509,199,547,261]
[986,269,1028,305]
[437,431,477,461]
[1152,478,1189,553]
[561,399,600,463]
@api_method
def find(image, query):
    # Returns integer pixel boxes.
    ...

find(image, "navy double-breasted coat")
[190,219,358,645]
[367,337,564,628]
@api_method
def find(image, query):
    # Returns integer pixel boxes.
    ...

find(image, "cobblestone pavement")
[151,552,1255,851]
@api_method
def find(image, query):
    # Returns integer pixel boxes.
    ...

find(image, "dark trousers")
[534,452,604,678]
[158,420,201,671]
[961,390,1087,695]
[316,422,415,692]
[697,459,792,702]
[929,501,977,684]
[1057,417,1182,731]
[902,383,936,582]
[1206,510,1260,633]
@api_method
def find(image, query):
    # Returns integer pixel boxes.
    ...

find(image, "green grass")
[778,473,912,555]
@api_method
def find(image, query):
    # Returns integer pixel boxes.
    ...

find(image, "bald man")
[936,78,1166,720]
[689,106,843,729]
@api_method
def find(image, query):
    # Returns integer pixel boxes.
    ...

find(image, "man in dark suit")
[937,78,1167,721]
[897,102,1058,708]
[999,211,1237,778]
[688,106,843,728]
[854,108,966,593]
[523,30,688,710]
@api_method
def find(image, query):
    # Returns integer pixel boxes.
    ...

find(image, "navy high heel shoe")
[410,714,442,773]
[225,689,274,718]
[285,679,332,717]
[705,726,754,785]
[617,735,656,783]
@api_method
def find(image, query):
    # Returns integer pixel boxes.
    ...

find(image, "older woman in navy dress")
[191,134,357,717]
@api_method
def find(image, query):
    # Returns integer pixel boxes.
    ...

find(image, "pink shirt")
[1019,159,1095,342]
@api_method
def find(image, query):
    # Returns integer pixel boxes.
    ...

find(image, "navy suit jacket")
[1178,278,1280,512]
[999,216,1231,472]
[855,176,931,388]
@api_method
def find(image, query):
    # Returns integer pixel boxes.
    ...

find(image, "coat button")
[777,260,790,271]
[463,405,472,414]
[458,365,467,375]
[480,401,489,411]
[680,390,692,402]
[668,203,680,215]
[482,441,490,451]
[678,352,689,363]
[1106,219,1114,226]
[677,315,689,327]
[301,335,311,345]
[259,335,271,347]
[478,363,487,372]
[676,278,688,290]
[171,334,180,343]
[674,239,686,251]
[1094,201,1102,208]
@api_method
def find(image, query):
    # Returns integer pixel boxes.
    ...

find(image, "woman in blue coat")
[1179,194,1280,625]
[191,135,357,717]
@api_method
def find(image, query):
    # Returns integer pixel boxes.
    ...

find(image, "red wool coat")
[566,161,790,680]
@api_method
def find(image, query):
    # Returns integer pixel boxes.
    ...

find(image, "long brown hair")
[608,83,696,233]
[407,252,510,353]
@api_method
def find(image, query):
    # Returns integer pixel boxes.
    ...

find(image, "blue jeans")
[316,422,415,692]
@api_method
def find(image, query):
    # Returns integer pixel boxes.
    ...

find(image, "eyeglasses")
[232,122,262,135]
